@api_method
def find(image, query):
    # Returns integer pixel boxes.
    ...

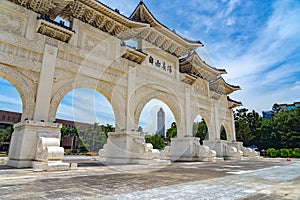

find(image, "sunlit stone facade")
[0,0,258,169]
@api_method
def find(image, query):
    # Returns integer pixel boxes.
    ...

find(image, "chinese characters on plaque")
[149,56,172,73]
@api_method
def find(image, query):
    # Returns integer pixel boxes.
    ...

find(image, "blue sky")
[1,0,300,133]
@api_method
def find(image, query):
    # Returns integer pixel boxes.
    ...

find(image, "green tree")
[0,125,14,149]
[235,120,253,146]
[234,108,260,147]
[234,106,300,150]
[166,122,177,142]
[145,134,165,149]
[272,107,300,149]
[79,123,109,152]
[272,103,281,114]
[61,125,70,137]
[255,119,277,149]
[103,124,115,138]
[193,120,208,140]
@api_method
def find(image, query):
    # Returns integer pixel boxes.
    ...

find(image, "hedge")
[265,148,300,158]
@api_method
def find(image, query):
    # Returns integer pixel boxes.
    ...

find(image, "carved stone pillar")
[126,66,137,131]
[228,109,236,142]
[33,44,57,122]
[209,99,219,140]
[185,86,191,136]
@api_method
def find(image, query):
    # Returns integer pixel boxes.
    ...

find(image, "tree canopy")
[145,134,165,149]
[0,125,13,148]
[235,106,300,149]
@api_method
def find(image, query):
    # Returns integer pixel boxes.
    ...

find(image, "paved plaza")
[1,158,300,199]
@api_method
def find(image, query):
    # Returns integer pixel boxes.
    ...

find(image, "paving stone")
[1,160,300,199]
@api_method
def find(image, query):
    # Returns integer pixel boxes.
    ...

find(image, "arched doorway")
[138,99,176,148]
[0,78,22,152]
[220,125,227,140]
[192,115,209,145]
[56,88,115,153]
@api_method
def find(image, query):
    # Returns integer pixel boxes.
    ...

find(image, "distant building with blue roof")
[278,102,300,111]
[262,101,300,120]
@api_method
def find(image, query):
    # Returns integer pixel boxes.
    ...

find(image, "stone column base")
[170,137,216,162]
[204,140,243,160]
[7,159,31,168]
[230,141,260,159]
[98,131,169,165]
[7,120,69,169]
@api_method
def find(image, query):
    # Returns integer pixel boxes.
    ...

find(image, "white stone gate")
[0,0,257,169]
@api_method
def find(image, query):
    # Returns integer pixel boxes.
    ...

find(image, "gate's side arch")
[0,64,35,120]
[190,110,211,131]
[190,109,211,138]
[48,78,125,131]
[219,123,232,140]
[219,120,235,141]
[132,83,182,131]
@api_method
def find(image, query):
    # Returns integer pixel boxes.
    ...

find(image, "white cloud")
[292,81,300,91]
[226,18,236,26]
[57,88,115,125]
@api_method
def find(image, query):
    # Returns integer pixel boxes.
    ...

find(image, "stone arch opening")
[0,78,23,152]
[192,115,209,144]
[56,88,116,153]
[138,99,176,141]
[220,124,228,140]
[49,79,124,128]
[133,84,182,131]
[0,78,22,115]
[0,64,35,120]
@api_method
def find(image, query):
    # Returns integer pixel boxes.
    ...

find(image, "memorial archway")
[1,0,247,168]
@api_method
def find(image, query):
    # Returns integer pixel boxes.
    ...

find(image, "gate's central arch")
[0,0,258,170]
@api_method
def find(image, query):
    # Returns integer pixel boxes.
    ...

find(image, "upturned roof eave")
[129,1,203,48]
[227,96,243,108]
[180,52,227,75]
[80,0,149,29]
[210,77,241,92]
